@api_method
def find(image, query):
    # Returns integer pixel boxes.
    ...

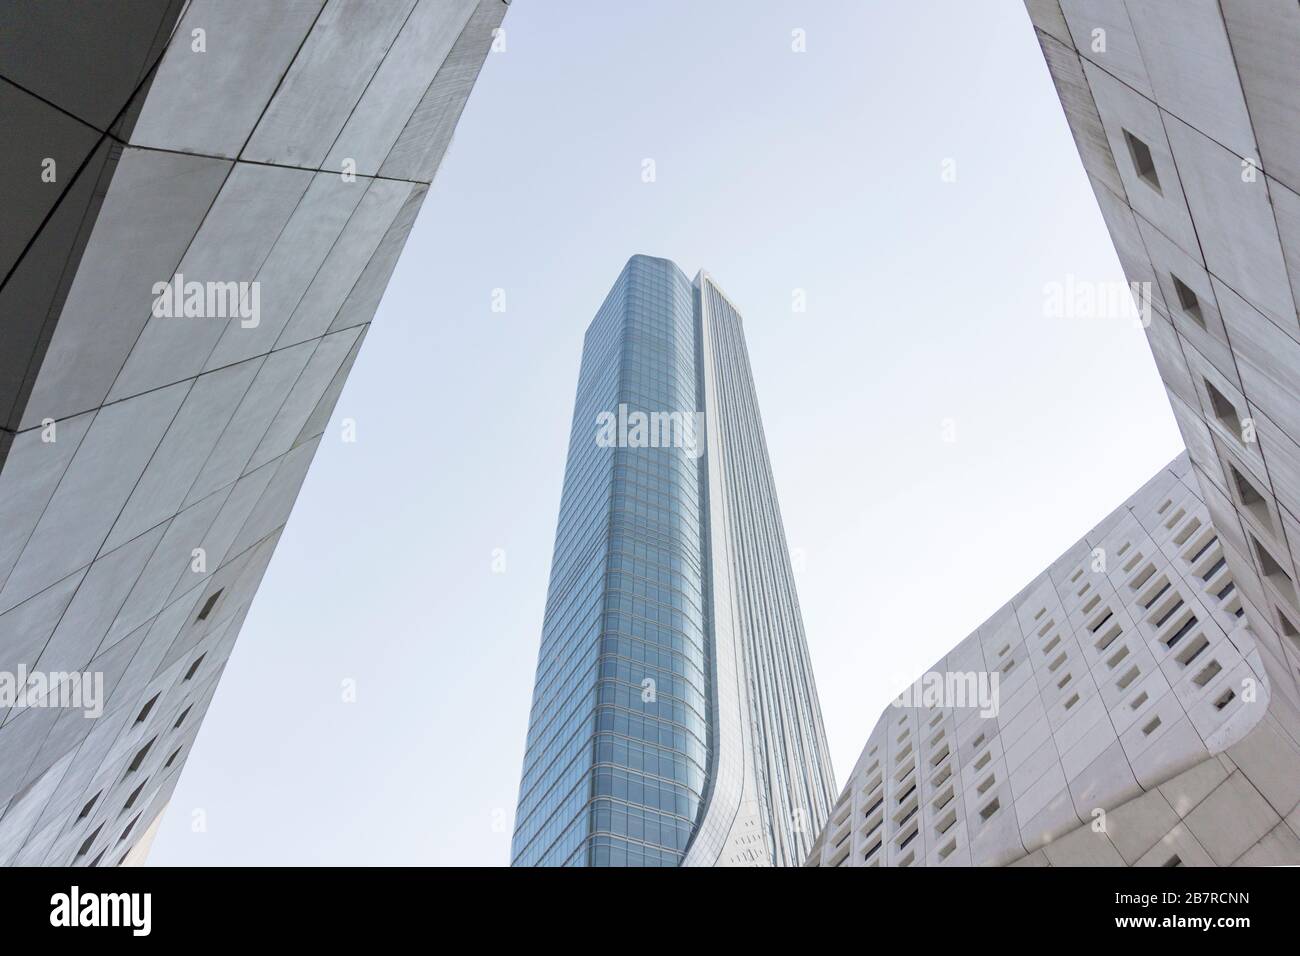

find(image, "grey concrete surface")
[0,0,508,866]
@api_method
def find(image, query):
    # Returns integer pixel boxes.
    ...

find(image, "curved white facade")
[685,275,837,866]
[809,455,1300,867]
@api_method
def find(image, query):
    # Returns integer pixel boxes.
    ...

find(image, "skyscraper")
[511,255,835,866]
[0,0,505,866]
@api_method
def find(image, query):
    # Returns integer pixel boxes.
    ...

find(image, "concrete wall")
[811,1,1300,867]
[0,0,507,867]
[1020,0,1300,866]
[1025,0,1300,742]
[808,455,1300,867]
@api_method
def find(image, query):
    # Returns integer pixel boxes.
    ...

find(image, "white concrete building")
[1024,0,1300,726]
[808,454,1300,867]
[810,1,1300,867]
[0,0,506,866]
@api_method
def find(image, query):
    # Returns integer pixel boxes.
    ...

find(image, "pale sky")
[149,0,1183,865]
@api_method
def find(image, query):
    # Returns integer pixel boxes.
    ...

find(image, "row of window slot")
[70,652,208,867]
[1194,379,1300,624]
[858,499,1225,864]
[1052,495,1206,626]
[854,717,1003,866]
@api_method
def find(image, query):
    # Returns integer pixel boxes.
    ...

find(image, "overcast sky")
[149,0,1183,865]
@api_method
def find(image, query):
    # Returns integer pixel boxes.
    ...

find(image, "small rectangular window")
[128,737,156,773]
[936,808,958,835]
[76,824,103,859]
[1229,464,1271,530]
[1253,535,1296,608]
[1193,660,1222,687]
[135,693,160,725]
[1278,608,1300,649]
[1204,379,1241,436]
[196,588,224,622]
[897,825,919,851]
[122,779,147,812]
[979,797,1001,822]
[184,654,205,682]
[1164,615,1199,649]
[1171,274,1204,327]
[1095,621,1123,651]
[1175,633,1211,667]
[78,792,101,820]
[1123,129,1162,193]
[120,813,143,842]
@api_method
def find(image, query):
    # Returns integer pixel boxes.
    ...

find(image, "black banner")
[0,864,1284,941]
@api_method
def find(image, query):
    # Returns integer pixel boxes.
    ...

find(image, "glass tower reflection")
[511,256,834,866]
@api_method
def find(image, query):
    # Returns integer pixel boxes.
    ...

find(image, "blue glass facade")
[512,256,834,866]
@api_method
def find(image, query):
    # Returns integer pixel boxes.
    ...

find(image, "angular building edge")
[0,0,507,866]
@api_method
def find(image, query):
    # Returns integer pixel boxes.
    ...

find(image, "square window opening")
[1171,274,1204,327]
[1204,379,1241,437]
[1123,129,1162,193]
[1229,464,1271,530]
